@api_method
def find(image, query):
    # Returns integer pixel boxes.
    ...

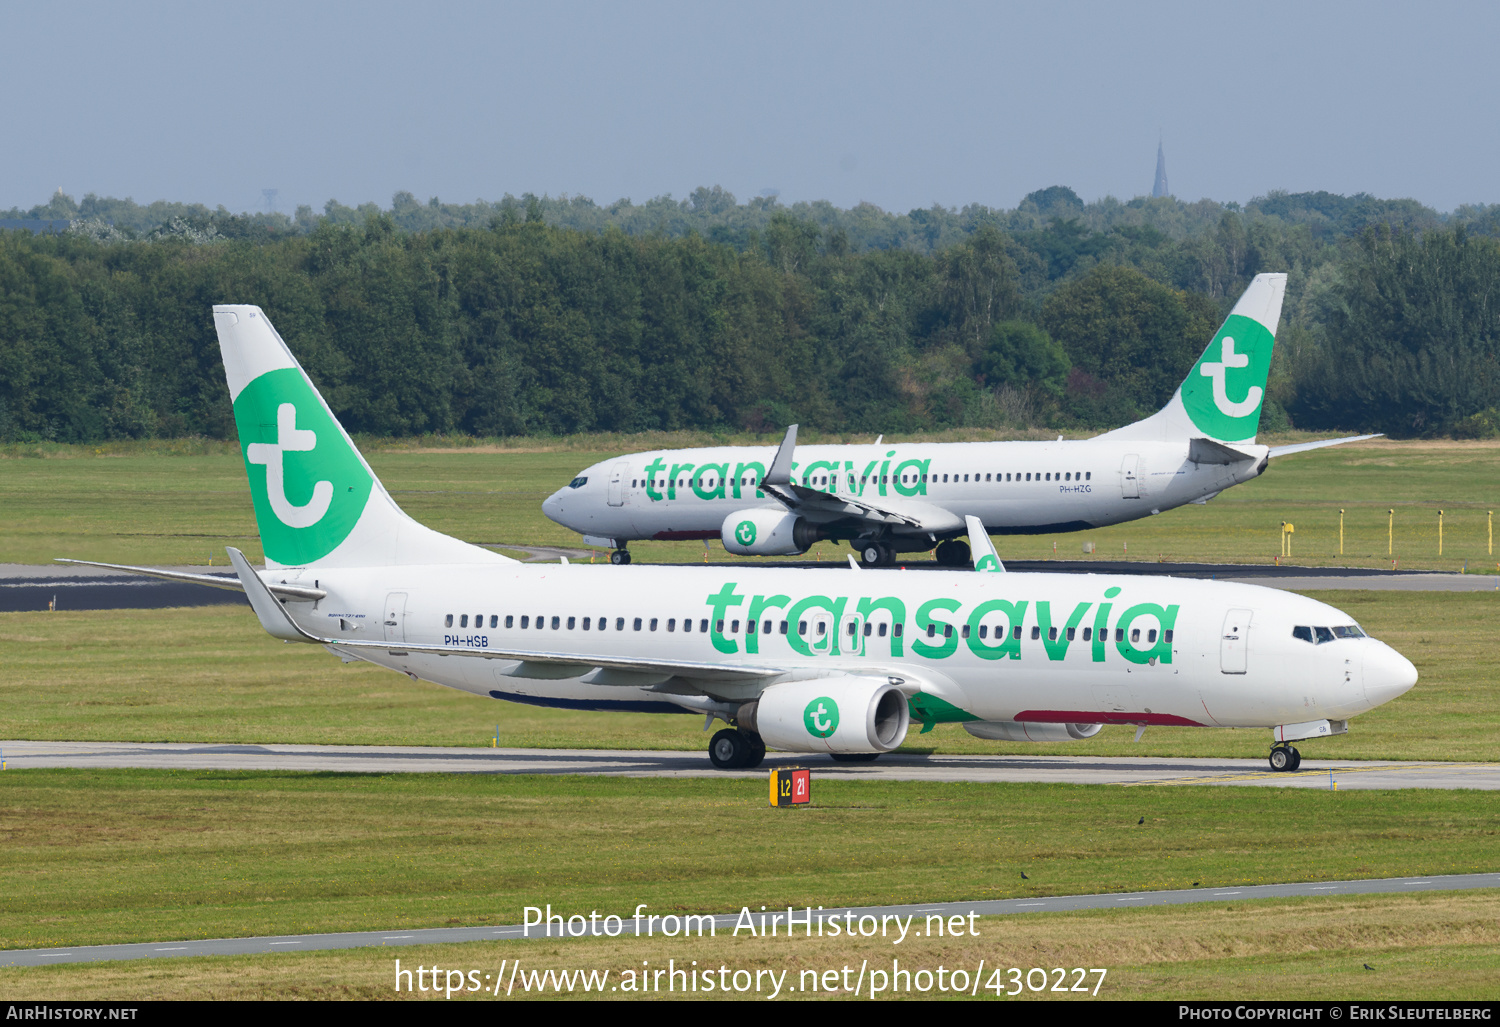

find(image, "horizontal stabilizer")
[54,557,326,601]
[1269,434,1382,458]
[1188,437,1258,465]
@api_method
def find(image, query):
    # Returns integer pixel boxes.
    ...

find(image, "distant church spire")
[1152,139,1170,198]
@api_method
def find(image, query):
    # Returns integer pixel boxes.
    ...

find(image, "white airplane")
[61,305,1416,773]
[542,273,1378,566]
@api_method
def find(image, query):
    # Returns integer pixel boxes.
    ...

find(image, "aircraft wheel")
[610,549,631,565]
[743,735,767,769]
[709,728,753,769]
[829,752,881,763]
[859,544,885,567]
[935,539,971,567]
[1286,747,1302,771]
[879,543,899,566]
[1268,746,1291,772]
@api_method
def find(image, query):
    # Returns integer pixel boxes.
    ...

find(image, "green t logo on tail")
[233,368,373,565]
[804,697,839,738]
[1181,314,1275,442]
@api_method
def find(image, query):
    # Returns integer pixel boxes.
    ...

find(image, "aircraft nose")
[1363,642,1418,707]
[541,490,565,524]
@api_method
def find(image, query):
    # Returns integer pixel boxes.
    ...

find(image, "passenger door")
[1120,454,1141,499]
[607,461,629,507]
[383,592,408,644]
[1220,609,1251,674]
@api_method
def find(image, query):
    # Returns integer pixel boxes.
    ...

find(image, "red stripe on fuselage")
[1014,710,1204,727]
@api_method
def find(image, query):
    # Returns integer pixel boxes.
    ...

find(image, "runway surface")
[4,740,1495,789]
[4,872,1496,968]
[2,558,1494,613]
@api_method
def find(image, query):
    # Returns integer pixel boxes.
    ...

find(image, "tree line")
[1,187,1498,443]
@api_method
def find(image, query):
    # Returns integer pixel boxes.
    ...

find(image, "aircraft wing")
[966,515,1005,572]
[759,425,964,535]
[224,548,779,685]
[54,558,327,601]
[1269,433,1382,458]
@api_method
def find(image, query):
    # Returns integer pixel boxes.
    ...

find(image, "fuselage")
[543,437,1269,548]
[288,562,1415,731]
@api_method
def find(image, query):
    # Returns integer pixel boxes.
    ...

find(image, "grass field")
[0,770,1496,953]
[5,892,1499,1000]
[2,589,1493,760]
[2,434,1498,571]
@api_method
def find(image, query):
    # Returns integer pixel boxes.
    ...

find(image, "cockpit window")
[1313,626,1335,643]
[568,476,588,489]
[1332,625,1366,639]
[1292,626,1313,643]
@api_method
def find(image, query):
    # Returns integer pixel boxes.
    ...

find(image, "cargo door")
[383,592,408,644]
[1120,454,1141,499]
[1220,608,1251,674]
[607,461,629,507]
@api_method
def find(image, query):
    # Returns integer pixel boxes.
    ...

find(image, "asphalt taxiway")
[3,740,1495,789]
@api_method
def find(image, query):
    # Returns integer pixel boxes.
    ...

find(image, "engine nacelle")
[721,509,819,556]
[963,721,1102,742]
[740,678,910,754]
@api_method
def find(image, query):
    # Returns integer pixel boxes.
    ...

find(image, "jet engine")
[963,721,1103,742]
[738,677,910,754]
[721,509,820,556]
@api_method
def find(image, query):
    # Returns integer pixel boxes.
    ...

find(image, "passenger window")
[682,618,691,632]
[879,623,888,637]
[701,619,709,633]
[490,615,498,628]
[1030,626,1040,640]
[1086,472,1091,480]
[667,618,675,632]
[780,621,789,635]
[551,616,560,630]
[445,614,453,627]
[1148,629,1157,643]
[926,624,936,638]
[505,615,513,628]
[565,617,574,630]
[650,618,658,631]
[978,625,987,639]
[893,624,903,638]
[460,615,468,628]
[1066,627,1075,641]
[961,624,970,639]
[616,617,625,631]
[716,619,724,633]
[582,617,590,630]
[1082,626,1091,641]
[943,624,952,638]
[763,620,772,634]
[1012,626,1021,640]
[732,620,741,633]
[862,622,872,636]
[633,618,642,631]
[1164,629,1173,643]
[520,615,529,628]
[799,620,808,636]
[1115,628,1125,642]
[1130,628,1140,642]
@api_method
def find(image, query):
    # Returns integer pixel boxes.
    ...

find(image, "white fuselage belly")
[293,563,1398,731]
[544,439,1266,543]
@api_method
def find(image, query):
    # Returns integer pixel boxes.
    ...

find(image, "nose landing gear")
[609,548,632,565]
[1268,744,1302,772]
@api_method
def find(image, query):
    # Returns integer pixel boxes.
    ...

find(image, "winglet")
[227,547,315,642]
[966,516,1004,572]
[764,424,798,485]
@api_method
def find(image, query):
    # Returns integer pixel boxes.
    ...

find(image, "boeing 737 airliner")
[62,304,1415,771]
[543,273,1377,566]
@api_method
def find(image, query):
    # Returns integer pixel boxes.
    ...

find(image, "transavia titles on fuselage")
[543,273,1377,567]
[61,302,1415,772]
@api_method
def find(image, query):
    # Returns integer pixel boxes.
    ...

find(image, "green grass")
[2,436,1498,570]
[3,590,1494,760]
[1,770,1496,952]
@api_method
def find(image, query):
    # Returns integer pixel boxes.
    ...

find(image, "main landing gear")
[1268,744,1302,772]
[709,728,766,770]
[857,541,898,567]
[609,548,632,565]
[934,539,971,567]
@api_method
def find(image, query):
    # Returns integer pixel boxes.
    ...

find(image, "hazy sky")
[7,0,1497,216]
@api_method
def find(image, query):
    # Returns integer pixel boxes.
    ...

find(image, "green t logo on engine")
[804,697,839,738]
[735,520,757,546]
